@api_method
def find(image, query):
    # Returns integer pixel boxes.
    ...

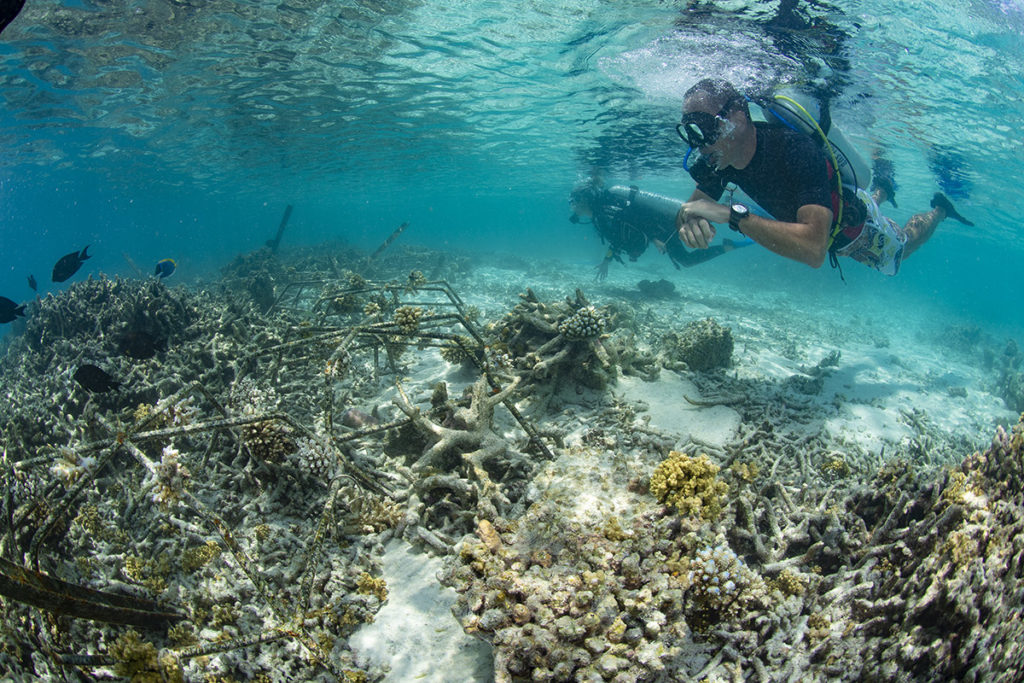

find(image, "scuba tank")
[606,185,682,224]
[763,89,871,191]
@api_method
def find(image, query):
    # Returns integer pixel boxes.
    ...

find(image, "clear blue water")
[1,0,1023,338]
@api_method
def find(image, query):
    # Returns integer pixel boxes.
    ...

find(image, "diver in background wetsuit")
[570,182,745,281]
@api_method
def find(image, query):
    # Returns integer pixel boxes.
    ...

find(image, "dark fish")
[119,330,166,360]
[73,364,120,393]
[154,258,176,279]
[52,246,91,283]
[0,296,26,323]
[27,274,37,292]
[0,0,26,36]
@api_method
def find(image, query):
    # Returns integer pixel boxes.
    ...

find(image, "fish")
[52,246,91,283]
[73,364,120,393]
[27,274,37,292]
[340,407,380,429]
[0,0,26,36]
[119,330,166,360]
[154,258,176,279]
[0,296,26,323]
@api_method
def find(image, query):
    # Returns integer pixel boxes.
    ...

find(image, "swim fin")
[0,0,26,36]
[930,192,974,226]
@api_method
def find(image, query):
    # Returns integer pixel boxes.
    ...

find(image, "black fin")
[931,193,974,226]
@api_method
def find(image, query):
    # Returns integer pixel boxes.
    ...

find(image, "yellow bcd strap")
[773,95,844,248]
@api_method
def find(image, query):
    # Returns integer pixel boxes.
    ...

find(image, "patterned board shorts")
[833,188,907,276]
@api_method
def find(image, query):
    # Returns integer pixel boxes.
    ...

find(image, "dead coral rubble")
[441,415,1024,682]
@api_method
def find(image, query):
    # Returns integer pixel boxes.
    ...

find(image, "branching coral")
[487,289,615,393]
[392,375,533,531]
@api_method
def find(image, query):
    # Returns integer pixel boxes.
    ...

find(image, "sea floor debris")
[0,243,1021,682]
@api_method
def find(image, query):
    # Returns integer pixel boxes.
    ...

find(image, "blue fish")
[154,258,176,279]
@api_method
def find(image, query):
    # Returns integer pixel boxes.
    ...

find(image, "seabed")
[1,243,1023,682]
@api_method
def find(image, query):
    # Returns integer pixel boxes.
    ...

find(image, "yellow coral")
[110,629,183,683]
[649,452,728,520]
[773,569,806,596]
[942,470,988,510]
[356,572,388,602]
[730,461,760,482]
[821,457,850,478]
[181,540,221,573]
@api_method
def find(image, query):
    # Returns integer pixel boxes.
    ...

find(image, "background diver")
[570,181,748,281]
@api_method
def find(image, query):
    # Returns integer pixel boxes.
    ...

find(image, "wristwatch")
[728,203,749,233]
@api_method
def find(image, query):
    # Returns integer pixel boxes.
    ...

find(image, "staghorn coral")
[392,375,534,537]
[649,451,728,520]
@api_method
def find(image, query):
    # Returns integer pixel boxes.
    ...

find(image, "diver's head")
[679,79,751,169]
[569,184,599,223]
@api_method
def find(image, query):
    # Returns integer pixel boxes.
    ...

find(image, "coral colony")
[1,244,1023,681]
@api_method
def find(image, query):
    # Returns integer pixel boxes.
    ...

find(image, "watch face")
[732,203,747,213]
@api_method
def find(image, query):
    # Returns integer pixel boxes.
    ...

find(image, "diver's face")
[571,201,593,219]
[682,95,738,171]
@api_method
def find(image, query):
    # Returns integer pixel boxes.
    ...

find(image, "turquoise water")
[1,0,1022,337]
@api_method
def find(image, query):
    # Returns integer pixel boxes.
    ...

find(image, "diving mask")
[676,99,735,148]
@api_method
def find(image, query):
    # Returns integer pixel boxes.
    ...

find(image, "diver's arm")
[679,200,832,268]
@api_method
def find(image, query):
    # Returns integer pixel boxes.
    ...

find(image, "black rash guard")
[688,122,834,223]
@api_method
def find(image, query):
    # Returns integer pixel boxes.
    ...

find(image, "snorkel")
[683,145,696,172]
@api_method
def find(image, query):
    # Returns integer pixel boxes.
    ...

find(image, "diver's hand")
[677,200,727,249]
[594,259,610,282]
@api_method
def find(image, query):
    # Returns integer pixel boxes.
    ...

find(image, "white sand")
[349,540,493,682]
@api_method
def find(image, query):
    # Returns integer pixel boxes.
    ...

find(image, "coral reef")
[486,289,618,394]
[661,317,734,371]
[636,278,676,299]
[1,244,1020,683]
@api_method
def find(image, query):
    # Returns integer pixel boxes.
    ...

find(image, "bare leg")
[901,207,945,260]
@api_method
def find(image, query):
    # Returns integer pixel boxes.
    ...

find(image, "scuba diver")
[570,181,748,281]
[673,78,972,276]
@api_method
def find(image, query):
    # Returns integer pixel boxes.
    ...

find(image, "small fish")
[154,258,176,279]
[119,329,166,360]
[340,407,380,429]
[27,274,37,292]
[73,364,120,393]
[52,246,91,283]
[0,296,26,323]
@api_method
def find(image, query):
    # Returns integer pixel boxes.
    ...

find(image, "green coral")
[649,452,728,520]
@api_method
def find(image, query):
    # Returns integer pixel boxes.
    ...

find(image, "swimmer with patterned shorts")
[671,78,973,274]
